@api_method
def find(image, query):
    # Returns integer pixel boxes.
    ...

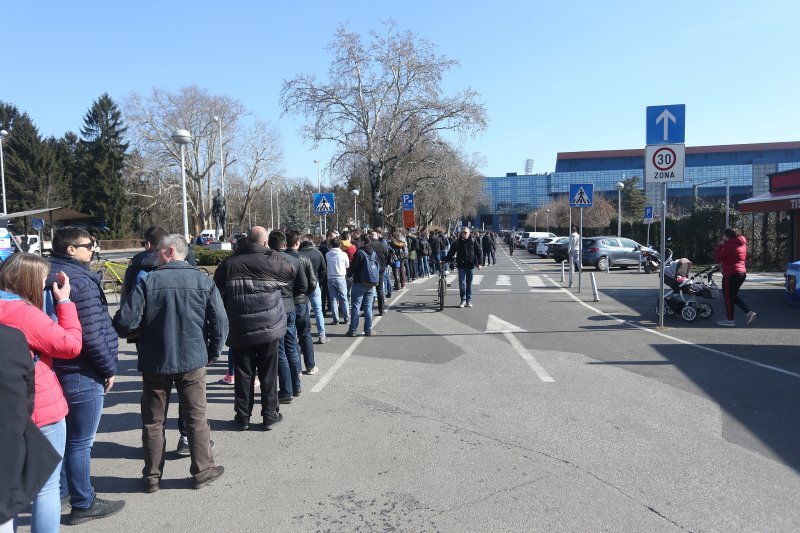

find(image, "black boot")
[68,497,125,525]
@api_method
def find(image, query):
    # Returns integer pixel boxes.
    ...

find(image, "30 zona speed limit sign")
[645,143,685,183]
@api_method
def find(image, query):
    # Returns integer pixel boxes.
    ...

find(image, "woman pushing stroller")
[714,227,757,327]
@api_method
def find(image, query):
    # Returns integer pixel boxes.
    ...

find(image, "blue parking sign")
[644,206,654,223]
[402,193,414,210]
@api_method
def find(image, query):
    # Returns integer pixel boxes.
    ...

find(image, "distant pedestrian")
[369,231,390,315]
[300,234,328,346]
[286,230,319,375]
[444,227,482,308]
[325,237,350,326]
[481,232,494,266]
[114,234,228,492]
[714,227,756,327]
[568,226,581,273]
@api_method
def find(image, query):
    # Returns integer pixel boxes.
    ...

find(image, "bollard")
[590,272,600,302]
[560,260,565,282]
[638,251,642,273]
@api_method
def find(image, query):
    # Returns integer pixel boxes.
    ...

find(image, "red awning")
[738,190,800,213]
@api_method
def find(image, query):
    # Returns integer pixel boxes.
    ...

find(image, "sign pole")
[578,209,583,293]
[659,183,667,328]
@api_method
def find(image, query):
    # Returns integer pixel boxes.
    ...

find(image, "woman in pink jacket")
[0,253,82,532]
[713,228,757,327]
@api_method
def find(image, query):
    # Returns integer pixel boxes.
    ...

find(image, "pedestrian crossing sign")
[313,193,335,215]
[569,183,593,208]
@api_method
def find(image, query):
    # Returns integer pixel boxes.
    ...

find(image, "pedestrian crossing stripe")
[525,275,547,287]
[571,186,591,207]
[315,196,333,213]
[472,275,484,286]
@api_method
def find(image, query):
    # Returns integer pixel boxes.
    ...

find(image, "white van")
[518,231,556,249]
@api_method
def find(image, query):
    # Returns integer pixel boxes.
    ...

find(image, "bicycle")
[437,260,448,311]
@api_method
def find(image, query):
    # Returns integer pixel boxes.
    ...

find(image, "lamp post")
[614,181,625,238]
[351,189,359,229]
[269,182,275,230]
[0,129,8,214]
[213,116,225,197]
[314,159,322,234]
[545,209,550,232]
[171,129,192,242]
[533,212,538,231]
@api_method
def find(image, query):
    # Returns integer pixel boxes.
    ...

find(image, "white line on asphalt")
[311,287,411,393]
[502,331,555,382]
[542,277,800,380]
[473,274,484,285]
[525,275,547,287]
[497,275,511,286]
[481,288,511,292]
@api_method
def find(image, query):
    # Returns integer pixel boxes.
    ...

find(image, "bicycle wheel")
[438,277,445,311]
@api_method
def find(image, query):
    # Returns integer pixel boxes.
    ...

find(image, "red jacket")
[0,296,83,427]
[714,235,747,276]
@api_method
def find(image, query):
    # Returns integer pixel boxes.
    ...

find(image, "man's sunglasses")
[73,242,95,250]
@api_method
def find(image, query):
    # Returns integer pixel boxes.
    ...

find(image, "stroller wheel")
[681,304,698,322]
[655,299,673,316]
[697,302,713,319]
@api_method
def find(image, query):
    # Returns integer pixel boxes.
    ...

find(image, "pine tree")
[76,93,130,237]
[621,175,647,223]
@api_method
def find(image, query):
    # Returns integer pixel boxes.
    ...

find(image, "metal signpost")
[569,183,593,293]
[646,104,686,327]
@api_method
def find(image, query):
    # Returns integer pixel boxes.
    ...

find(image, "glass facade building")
[474,142,800,229]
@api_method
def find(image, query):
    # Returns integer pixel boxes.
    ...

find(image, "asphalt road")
[18,249,800,532]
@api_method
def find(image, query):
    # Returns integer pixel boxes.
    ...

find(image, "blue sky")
[4,1,799,183]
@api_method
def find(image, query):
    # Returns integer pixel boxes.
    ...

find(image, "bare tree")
[281,21,487,227]
[123,86,247,234]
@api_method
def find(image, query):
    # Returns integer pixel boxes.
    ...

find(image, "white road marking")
[481,288,510,292]
[496,275,511,286]
[525,275,547,287]
[542,277,800,380]
[472,274,484,285]
[503,331,555,382]
[311,287,410,392]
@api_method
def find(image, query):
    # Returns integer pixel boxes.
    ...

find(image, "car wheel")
[596,257,609,271]
[681,304,698,321]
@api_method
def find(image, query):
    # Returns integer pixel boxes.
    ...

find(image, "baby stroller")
[655,256,720,322]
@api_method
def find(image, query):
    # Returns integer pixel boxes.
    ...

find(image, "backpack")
[418,238,431,256]
[359,249,381,288]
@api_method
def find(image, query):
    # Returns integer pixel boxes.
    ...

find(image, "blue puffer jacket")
[47,254,118,379]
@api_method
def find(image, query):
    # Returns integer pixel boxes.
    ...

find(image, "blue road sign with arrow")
[313,193,335,215]
[569,183,593,208]
[646,104,685,145]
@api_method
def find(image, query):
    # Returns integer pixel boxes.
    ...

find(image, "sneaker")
[254,377,260,389]
[466,301,473,308]
[176,435,191,456]
[220,372,235,385]
[746,311,757,325]
[364,330,373,336]
[278,395,293,404]
[193,465,224,489]
[306,366,319,375]
[459,300,466,308]
[234,415,250,431]
[318,335,329,344]
[717,320,736,327]
[340,318,349,324]
[67,497,125,525]
[293,390,301,397]
[345,330,357,337]
[262,412,283,431]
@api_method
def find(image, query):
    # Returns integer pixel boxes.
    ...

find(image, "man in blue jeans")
[48,227,125,524]
[268,231,308,404]
[286,231,319,375]
[299,233,327,348]
[443,227,483,308]
[347,234,378,336]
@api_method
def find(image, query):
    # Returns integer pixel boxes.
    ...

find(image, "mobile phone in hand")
[55,272,66,288]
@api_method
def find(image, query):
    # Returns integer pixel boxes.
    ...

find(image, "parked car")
[518,231,556,250]
[582,236,653,271]
[535,237,559,258]
[546,237,570,262]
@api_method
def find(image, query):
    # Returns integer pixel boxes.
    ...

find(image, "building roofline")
[557,141,800,160]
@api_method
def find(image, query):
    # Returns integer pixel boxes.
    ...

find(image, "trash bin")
[787,261,800,306]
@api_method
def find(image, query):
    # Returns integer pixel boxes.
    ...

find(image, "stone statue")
[212,189,226,236]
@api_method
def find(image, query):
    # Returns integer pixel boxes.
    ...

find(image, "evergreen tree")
[621,175,647,223]
[76,93,130,237]
[280,185,311,232]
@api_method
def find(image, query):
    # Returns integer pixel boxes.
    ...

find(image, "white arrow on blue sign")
[646,104,685,145]
[569,183,593,208]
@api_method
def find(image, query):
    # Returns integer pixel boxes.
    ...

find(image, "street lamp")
[545,209,550,232]
[533,212,538,231]
[0,129,8,214]
[314,159,322,234]
[269,181,275,230]
[213,116,225,197]
[171,129,192,242]
[351,189,359,229]
[614,181,625,238]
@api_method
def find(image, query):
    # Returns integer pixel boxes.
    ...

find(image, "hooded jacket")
[714,235,747,275]
[47,253,118,380]
[0,290,82,427]
[213,243,289,347]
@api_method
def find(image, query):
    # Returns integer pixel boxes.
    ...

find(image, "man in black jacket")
[268,231,307,404]
[444,227,483,308]
[369,231,390,315]
[286,231,319,376]
[300,234,327,346]
[213,226,289,431]
[347,234,379,336]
